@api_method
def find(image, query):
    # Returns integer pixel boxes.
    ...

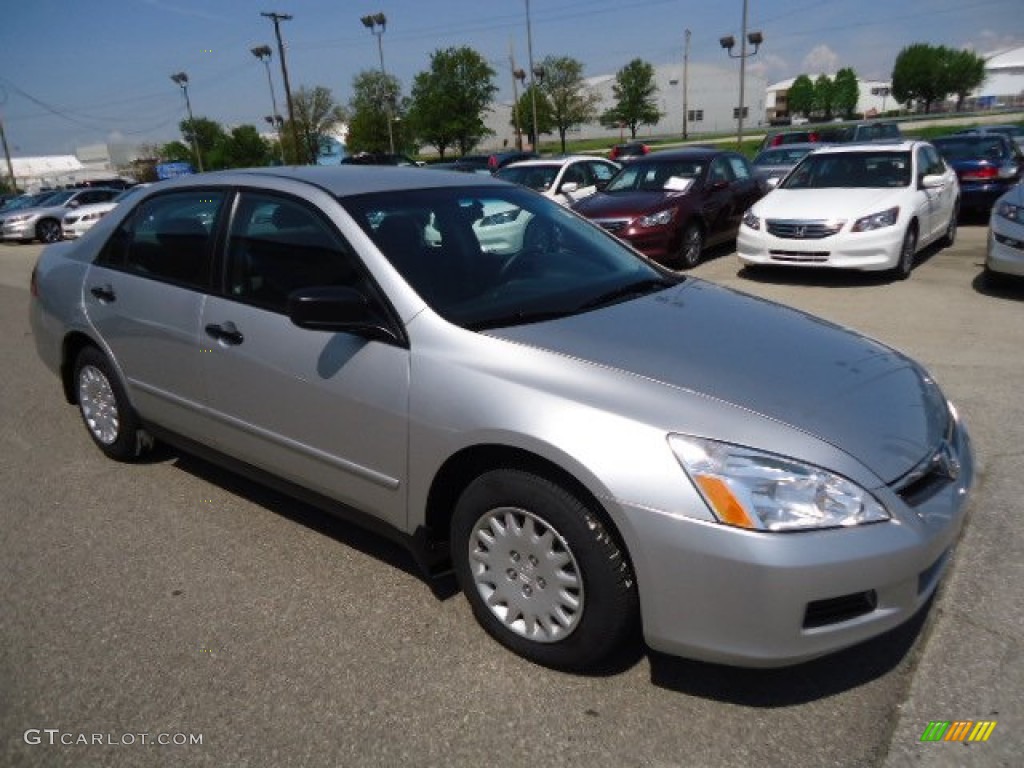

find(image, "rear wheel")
[74,346,145,461]
[894,224,917,280]
[36,218,62,244]
[451,469,639,671]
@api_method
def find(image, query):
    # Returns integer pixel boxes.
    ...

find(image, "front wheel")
[36,218,62,244]
[675,222,704,269]
[451,469,639,671]
[74,346,145,461]
[941,202,958,247]
[894,225,917,280]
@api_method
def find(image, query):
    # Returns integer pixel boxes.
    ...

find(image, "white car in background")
[986,181,1024,283]
[737,141,959,279]
[495,155,620,206]
[62,184,151,239]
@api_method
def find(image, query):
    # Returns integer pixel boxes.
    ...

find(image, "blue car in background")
[932,134,1024,215]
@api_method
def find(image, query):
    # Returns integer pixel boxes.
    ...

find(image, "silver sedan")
[29,166,973,670]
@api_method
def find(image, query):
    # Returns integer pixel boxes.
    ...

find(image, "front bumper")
[737,222,904,272]
[987,215,1024,277]
[623,418,973,667]
[2,219,36,240]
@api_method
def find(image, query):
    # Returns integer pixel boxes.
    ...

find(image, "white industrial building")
[970,46,1024,108]
[6,142,139,192]
[479,61,766,151]
[764,76,902,122]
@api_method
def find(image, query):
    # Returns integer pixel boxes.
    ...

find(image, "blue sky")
[0,0,1020,156]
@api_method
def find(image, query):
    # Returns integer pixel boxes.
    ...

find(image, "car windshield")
[37,190,76,206]
[605,160,703,192]
[754,147,815,166]
[781,151,912,189]
[495,165,559,191]
[112,186,146,203]
[932,137,1009,161]
[342,185,673,330]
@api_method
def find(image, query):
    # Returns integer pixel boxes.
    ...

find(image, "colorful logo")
[920,721,997,742]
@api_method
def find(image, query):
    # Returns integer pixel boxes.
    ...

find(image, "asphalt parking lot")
[1,227,1021,768]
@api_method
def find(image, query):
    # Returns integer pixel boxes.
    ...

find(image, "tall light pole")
[682,28,691,140]
[170,72,203,172]
[261,11,299,163]
[511,52,526,152]
[524,0,541,152]
[361,12,395,155]
[719,0,763,147]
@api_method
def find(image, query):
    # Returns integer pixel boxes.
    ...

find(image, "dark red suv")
[572,147,764,269]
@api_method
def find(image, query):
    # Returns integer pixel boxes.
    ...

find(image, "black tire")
[941,201,958,247]
[451,468,639,671]
[36,218,62,244]
[73,346,145,461]
[676,222,704,269]
[894,224,917,280]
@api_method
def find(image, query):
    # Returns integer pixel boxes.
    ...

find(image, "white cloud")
[962,31,1024,56]
[802,45,840,76]
[748,53,788,81]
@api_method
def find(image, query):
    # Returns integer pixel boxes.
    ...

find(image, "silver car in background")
[29,166,973,670]
[3,187,120,243]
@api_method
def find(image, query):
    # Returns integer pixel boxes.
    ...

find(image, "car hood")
[66,202,117,217]
[488,279,948,484]
[752,187,905,220]
[573,190,689,218]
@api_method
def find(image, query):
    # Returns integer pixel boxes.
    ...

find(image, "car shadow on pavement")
[972,270,1024,300]
[646,598,932,705]
[167,449,461,601]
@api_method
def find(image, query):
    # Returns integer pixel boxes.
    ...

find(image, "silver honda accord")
[29,166,973,670]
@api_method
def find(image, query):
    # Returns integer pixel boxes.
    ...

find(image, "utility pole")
[682,29,691,140]
[525,0,539,152]
[0,115,15,191]
[261,12,299,163]
[510,42,524,151]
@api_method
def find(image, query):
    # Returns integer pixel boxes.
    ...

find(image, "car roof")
[142,165,508,198]
[754,142,824,154]
[639,147,735,160]
[503,155,612,168]
[808,140,922,155]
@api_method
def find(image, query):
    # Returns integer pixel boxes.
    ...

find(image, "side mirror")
[287,285,400,344]
[920,174,945,189]
[765,176,781,188]
[68,200,81,208]
[560,181,579,195]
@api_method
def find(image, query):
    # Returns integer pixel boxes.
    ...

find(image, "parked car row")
[1,187,122,244]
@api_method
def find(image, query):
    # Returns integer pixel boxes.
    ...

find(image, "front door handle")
[90,284,116,303]
[204,321,245,345]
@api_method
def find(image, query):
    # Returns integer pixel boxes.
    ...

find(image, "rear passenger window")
[225,192,361,313]
[97,190,224,291]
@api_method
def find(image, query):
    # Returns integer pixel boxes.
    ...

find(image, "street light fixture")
[361,12,395,155]
[252,45,286,164]
[170,71,203,172]
[261,12,300,163]
[720,0,764,147]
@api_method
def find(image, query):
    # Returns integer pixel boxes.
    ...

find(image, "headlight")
[742,210,760,230]
[5,213,31,223]
[669,435,890,532]
[478,208,521,227]
[82,211,106,222]
[636,209,675,228]
[996,200,1023,222]
[851,206,899,232]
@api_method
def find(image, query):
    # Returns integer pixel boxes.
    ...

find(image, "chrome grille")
[766,219,844,239]
[595,218,629,234]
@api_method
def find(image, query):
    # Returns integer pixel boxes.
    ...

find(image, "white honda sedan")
[737,141,959,279]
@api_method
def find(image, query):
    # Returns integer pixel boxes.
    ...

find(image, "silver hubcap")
[682,229,701,265]
[468,506,583,643]
[78,365,119,444]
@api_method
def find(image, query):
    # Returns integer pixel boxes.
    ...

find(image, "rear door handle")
[204,321,245,345]
[89,284,116,303]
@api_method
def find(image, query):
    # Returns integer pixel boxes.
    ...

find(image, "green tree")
[812,74,836,119]
[945,48,987,112]
[219,125,273,168]
[892,43,950,113]
[539,55,601,153]
[346,70,404,154]
[179,116,226,166]
[599,58,661,140]
[787,74,815,118]
[833,68,860,119]
[158,140,194,164]
[406,46,497,158]
[512,84,554,149]
[291,85,346,165]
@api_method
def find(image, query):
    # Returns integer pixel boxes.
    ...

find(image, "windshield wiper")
[576,277,677,312]
[467,308,579,331]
